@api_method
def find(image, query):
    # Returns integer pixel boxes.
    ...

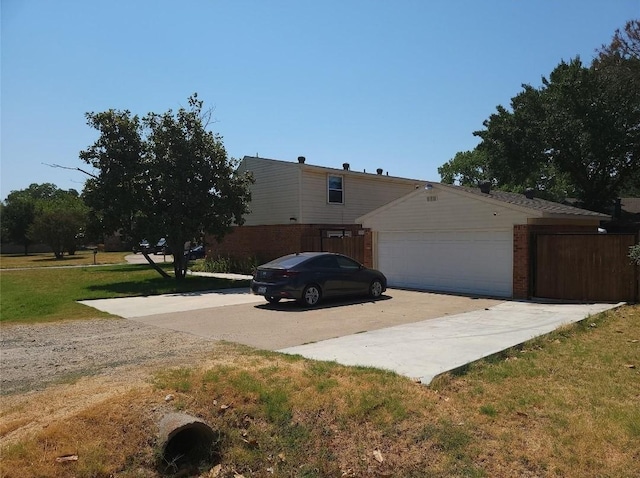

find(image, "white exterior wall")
[239,157,301,226]
[239,156,424,225]
[360,186,532,297]
[301,169,423,224]
[361,187,531,232]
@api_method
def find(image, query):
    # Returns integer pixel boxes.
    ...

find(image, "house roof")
[241,155,427,184]
[357,182,610,222]
[449,184,609,218]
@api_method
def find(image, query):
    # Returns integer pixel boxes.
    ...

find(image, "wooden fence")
[534,233,637,302]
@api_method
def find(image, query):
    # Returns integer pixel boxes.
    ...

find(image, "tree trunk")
[142,250,171,279]
[173,253,188,280]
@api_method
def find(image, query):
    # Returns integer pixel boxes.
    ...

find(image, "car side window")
[336,256,360,270]
[308,256,339,269]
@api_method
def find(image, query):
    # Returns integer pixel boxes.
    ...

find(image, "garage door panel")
[378,231,512,297]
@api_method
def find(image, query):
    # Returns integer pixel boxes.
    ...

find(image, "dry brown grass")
[1,306,638,477]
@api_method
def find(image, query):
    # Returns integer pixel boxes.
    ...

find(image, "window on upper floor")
[327,175,344,204]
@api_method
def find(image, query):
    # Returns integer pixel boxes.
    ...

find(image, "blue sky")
[1,0,638,199]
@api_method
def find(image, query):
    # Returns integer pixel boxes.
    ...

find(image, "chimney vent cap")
[297,156,306,164]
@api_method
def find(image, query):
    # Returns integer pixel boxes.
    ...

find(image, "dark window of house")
[328,175,343,204]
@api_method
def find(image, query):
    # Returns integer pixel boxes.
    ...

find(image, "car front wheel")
[369,279,383,298]
[301,285,321,307]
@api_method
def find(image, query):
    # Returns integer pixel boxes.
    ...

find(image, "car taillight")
[272,269,299,279]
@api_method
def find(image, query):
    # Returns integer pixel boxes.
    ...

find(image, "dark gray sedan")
[250,252,387,306]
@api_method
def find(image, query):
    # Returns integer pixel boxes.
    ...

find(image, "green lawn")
[0,250,129,269]
[0,263,249,323]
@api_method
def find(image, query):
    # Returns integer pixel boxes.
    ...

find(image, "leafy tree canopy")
[1,183,81,255]
[439,20,640,212]
[80,94,253,280]
[28,191,88,258]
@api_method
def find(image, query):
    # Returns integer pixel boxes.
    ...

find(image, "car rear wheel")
[301,284,321,307]
[369,279,383,298]
[266,296,281,304]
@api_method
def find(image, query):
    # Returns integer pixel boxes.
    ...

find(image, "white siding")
[360,185,526,297]
[239,157,301,225]
[361,187,530,232]
[301,170,422,224]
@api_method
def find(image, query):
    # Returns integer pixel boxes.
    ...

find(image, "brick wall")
[363,230,373,268]
[206,224,365,263]
[512,224,599,299]
[512,225,530,299]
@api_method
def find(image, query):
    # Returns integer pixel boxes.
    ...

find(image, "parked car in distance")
[153,238,170,255]
[133,239,150,253]
[250,252,387,307]
[186,245,205,260]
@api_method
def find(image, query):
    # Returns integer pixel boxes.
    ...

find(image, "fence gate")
[534,233,637,302]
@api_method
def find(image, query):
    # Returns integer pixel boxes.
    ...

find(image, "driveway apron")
[279,301,622,384]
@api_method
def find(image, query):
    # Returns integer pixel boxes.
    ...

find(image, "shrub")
[201,255,261,275]
[629,244,640,266]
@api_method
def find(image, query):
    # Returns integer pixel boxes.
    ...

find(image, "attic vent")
[425,195,438,202]
[297,156,306,164]
[479,180,491,194]
[524,188,535,199]
[343,163,350,170]
[376,168,383,175]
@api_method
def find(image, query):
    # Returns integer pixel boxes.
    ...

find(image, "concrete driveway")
[81,289,501,350]
[80,287,623,384]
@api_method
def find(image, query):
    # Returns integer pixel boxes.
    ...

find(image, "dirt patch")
[0,318,219,445]
[1,318,217,396]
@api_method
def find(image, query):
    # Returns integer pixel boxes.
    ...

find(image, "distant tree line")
[0,183,88,257]
[438,20,640,213]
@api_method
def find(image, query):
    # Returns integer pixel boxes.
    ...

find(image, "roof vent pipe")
[343,162,350,170]
[479,180,491,194]
[524,188,535,199]
[297,156,306,164]
[376,168,383,175]
[614,198,622,218]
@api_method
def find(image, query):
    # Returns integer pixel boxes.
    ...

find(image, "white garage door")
[377,230,513,297]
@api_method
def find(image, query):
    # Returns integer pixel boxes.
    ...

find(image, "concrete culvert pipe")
[157,413,220,472]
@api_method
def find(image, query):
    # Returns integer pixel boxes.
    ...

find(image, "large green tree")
[80,94,253,280]
[28,191,88,258]
[437,148,490,187]
[1,183,72,255]
[440,20,640,212]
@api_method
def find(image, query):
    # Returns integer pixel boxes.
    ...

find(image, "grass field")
[0,250,130,269]
[0,258,249,323]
